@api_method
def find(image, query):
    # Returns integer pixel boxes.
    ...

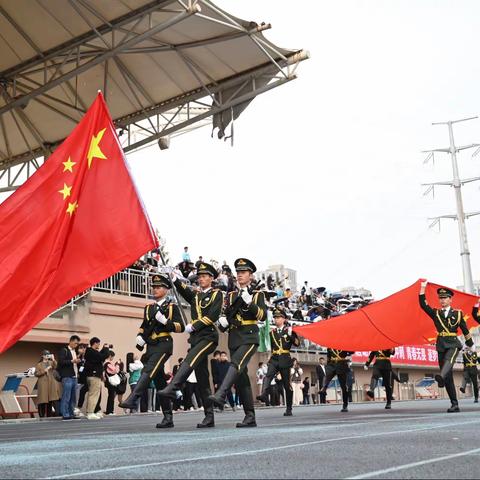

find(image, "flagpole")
[157,247,188,327]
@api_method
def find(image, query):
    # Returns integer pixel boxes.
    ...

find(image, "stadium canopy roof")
[0,0,308,193]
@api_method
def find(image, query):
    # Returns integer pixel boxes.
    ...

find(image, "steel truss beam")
[0,0,308,192]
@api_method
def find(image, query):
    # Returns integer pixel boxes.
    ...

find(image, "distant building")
[456,281,480,296]
[340,286,373,299]
[257,264,298,292]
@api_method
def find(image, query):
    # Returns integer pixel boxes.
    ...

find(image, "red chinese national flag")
[294,279,480,351]
[0,92,158,353]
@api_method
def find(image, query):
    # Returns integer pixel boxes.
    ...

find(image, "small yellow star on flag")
[87,128,107,168]
[62,157,76,173]
[66,201,78,216]
[58,183,72,200]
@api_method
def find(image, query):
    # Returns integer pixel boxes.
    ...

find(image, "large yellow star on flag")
[66,201,78,216]
[58,183,72,200]
[62,157,76,173]
[87,128,107,168]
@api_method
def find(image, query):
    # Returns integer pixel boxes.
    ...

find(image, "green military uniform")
[419,288,473,412]
[158,262,222,428]
[365,349,395,408]
[460,350,479,402]
[321,349,354,412]
[210,258,267,428]
[119,274,184,427]
[256,307,300,416]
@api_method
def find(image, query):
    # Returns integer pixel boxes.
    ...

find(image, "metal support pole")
[446,121,474,293]
[157,247,188,327]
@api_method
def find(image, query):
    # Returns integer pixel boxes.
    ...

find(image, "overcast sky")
[127,0,480,299]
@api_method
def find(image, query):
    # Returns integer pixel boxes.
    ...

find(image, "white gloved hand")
[420,280,427,288]
[136,335,146,347]
[241,289,253,304]
[474,302,480,309]
[170,271,177,283]
[218,316,229,328]
[155,311,168,325]
[185,324,195,334]
[287,327,293,336]
[363,365,369,371]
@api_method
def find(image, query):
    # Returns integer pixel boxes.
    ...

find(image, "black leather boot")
[119,372,150,409]
[156,411,174,428]
[385,401,392,410]
[236,385,256,428]
[341,403,348,412]
[197,402,215,428]
[209,365,238,408]
[157,362,193,400]
[447,401,460,413]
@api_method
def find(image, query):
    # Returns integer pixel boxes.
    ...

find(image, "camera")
[46,354,53,360]
[109,344,113,349]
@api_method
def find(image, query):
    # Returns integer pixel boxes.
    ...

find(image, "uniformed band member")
[459,349,479,403]
[256,306,300,416]
[157,262,222,428]
[364,349,395,409]
[119,274,184,428]
[209,258,267,428]
[419,281,474,413]
[319,349,354,412]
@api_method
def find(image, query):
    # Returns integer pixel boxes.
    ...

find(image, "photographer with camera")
[34,350,60,418]
[84,337,111,420]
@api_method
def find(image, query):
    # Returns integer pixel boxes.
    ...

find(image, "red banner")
[352,345,439,367]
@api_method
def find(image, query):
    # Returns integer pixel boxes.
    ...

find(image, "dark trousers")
[323,363,349,406]
[263,361,293,410]
[462,367,479,399]
[38,403,53,417]
[184,339,217,413]
[229,343,258,415]
[106,384,117,414]
[438,347,460,404]
[144,343,173,414]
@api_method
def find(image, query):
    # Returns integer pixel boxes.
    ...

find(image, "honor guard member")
[209,258,267,428]
[320,349,354,412]
[119,274,184,428]
[158,262,222,428]
[256,307,300,416]
[419,281,474,412]
[364,349,395,409]
[459,350,479,402]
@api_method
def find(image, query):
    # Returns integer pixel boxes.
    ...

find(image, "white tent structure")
[0,0,308,193]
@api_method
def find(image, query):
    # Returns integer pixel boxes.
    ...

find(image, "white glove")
[136,335,146,347]
[218,316,229,328]
[241,289,253,304]
[287,327,293,336]
[474,302,480,308]
[363,365,369,371]
[170,271,177,282]
[155,311,168,325]
[420,280,427,288]
[185,324,195,334]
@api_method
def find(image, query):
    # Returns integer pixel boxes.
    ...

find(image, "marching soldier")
[364,349,395,409]
[209,258,267,428]
[119,274,184,428]
[319,349,354,412]
[157,262,222,428]
[256,306,300,416]
[459,349,479,403]
[419,281,474,412]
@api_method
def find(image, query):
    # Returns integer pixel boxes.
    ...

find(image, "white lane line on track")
[347,447,480,479]
[43,418,480,479]
[0,414,439,443]
[0,414,447,449]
